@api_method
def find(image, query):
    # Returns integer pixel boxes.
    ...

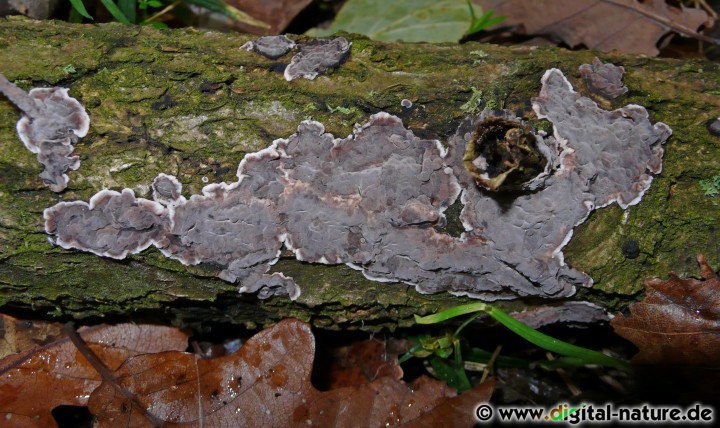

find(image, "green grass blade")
[430,357,471,392]
[465,347,531,368]
[69,0,94,20]
[118,0,137,23]
[99,0,132,24]
[414,302,489,324]
[415,302,630,370]
[486,306,630,370]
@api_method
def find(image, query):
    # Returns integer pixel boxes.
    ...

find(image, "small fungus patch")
[0,73,89,192]
[241,35,296,60]
[242,36,352,82]
[44,69,670,301]
[284,38,352,81]
[512,301,609,328]
[706,117,720,137]
[579,57,628,99]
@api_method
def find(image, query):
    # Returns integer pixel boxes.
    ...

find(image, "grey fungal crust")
[0,73,90,192]
[284,38,351,81]
[241,35,296,59]
[579,57,629,99]
[511,302,610,328]
[44,69,670,302]
[152,173,185,206]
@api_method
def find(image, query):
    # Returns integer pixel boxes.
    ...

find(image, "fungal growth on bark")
[0,73,89,192]
[44,189,168,260]
[284,38,351,81]
[241,35,296,59]
[43,68,670,301]
[579,57,629,99]
[462,111,553,192]
[511,301,609,328]
[152,173,185,206]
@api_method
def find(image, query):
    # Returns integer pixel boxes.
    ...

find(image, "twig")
[697,0,718,19]
[62,323,164,427]
[480,345,502,384]
[603,0,720,46]
[144,0,181,24]
[546,352,581,397]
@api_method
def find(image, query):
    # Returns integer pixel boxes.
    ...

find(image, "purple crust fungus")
[284,38,351,81]
[579,57,629,99]
[0,73,90,192]
[241,35,296,60]
[43,68,670,302]
[510,301,609,328]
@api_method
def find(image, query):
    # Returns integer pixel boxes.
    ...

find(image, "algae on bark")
[0,17,718,329]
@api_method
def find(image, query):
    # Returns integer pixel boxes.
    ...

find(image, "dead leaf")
[326,339,404,388]
[402,378,495,427]
[612,254,720,365]
[87,319,493,427]
[0,314,63,359]
[0,324,188,427]
[229,0,314,35]
[476,0,712,56]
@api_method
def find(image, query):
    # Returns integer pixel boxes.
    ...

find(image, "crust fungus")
[242,36,351,82]
[241,35,296,60]
[284,38,351,81]
[706,117,720,137]
[0,73,89,192]
[43,68,670,302]
[152,173,185,206]
[579,57,628,99]
[511,302,609,328]
[44,189,168,259]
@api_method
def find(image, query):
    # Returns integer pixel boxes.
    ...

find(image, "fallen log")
[0,17,718,330]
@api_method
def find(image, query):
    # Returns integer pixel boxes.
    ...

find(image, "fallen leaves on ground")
[0,314,63,359]
[477,0,713,55]
[0,318,493,427]
[88,319,493,427]
[325,339,404,388]
[612,254,720,365]
[228,0,314,35]
[0,323,189,427]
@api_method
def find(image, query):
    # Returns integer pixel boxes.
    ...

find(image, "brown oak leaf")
[87,319,494,427]
[325,339,404,388]
[612,254,720,365]
[476,0,712,56]
[0,324,188,427]
[0,314,63,359]
[229,0,314,35]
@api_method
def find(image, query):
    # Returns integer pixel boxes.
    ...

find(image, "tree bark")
[0,17,718,330]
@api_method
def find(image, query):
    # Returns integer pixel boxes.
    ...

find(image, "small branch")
[603,0,720,46]
[62,323,164,427]
[697,0,718,19]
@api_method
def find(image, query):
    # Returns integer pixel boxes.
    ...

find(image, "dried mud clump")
[579,57,628,99]
[0,73,90,192]
[44,69,670,301]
